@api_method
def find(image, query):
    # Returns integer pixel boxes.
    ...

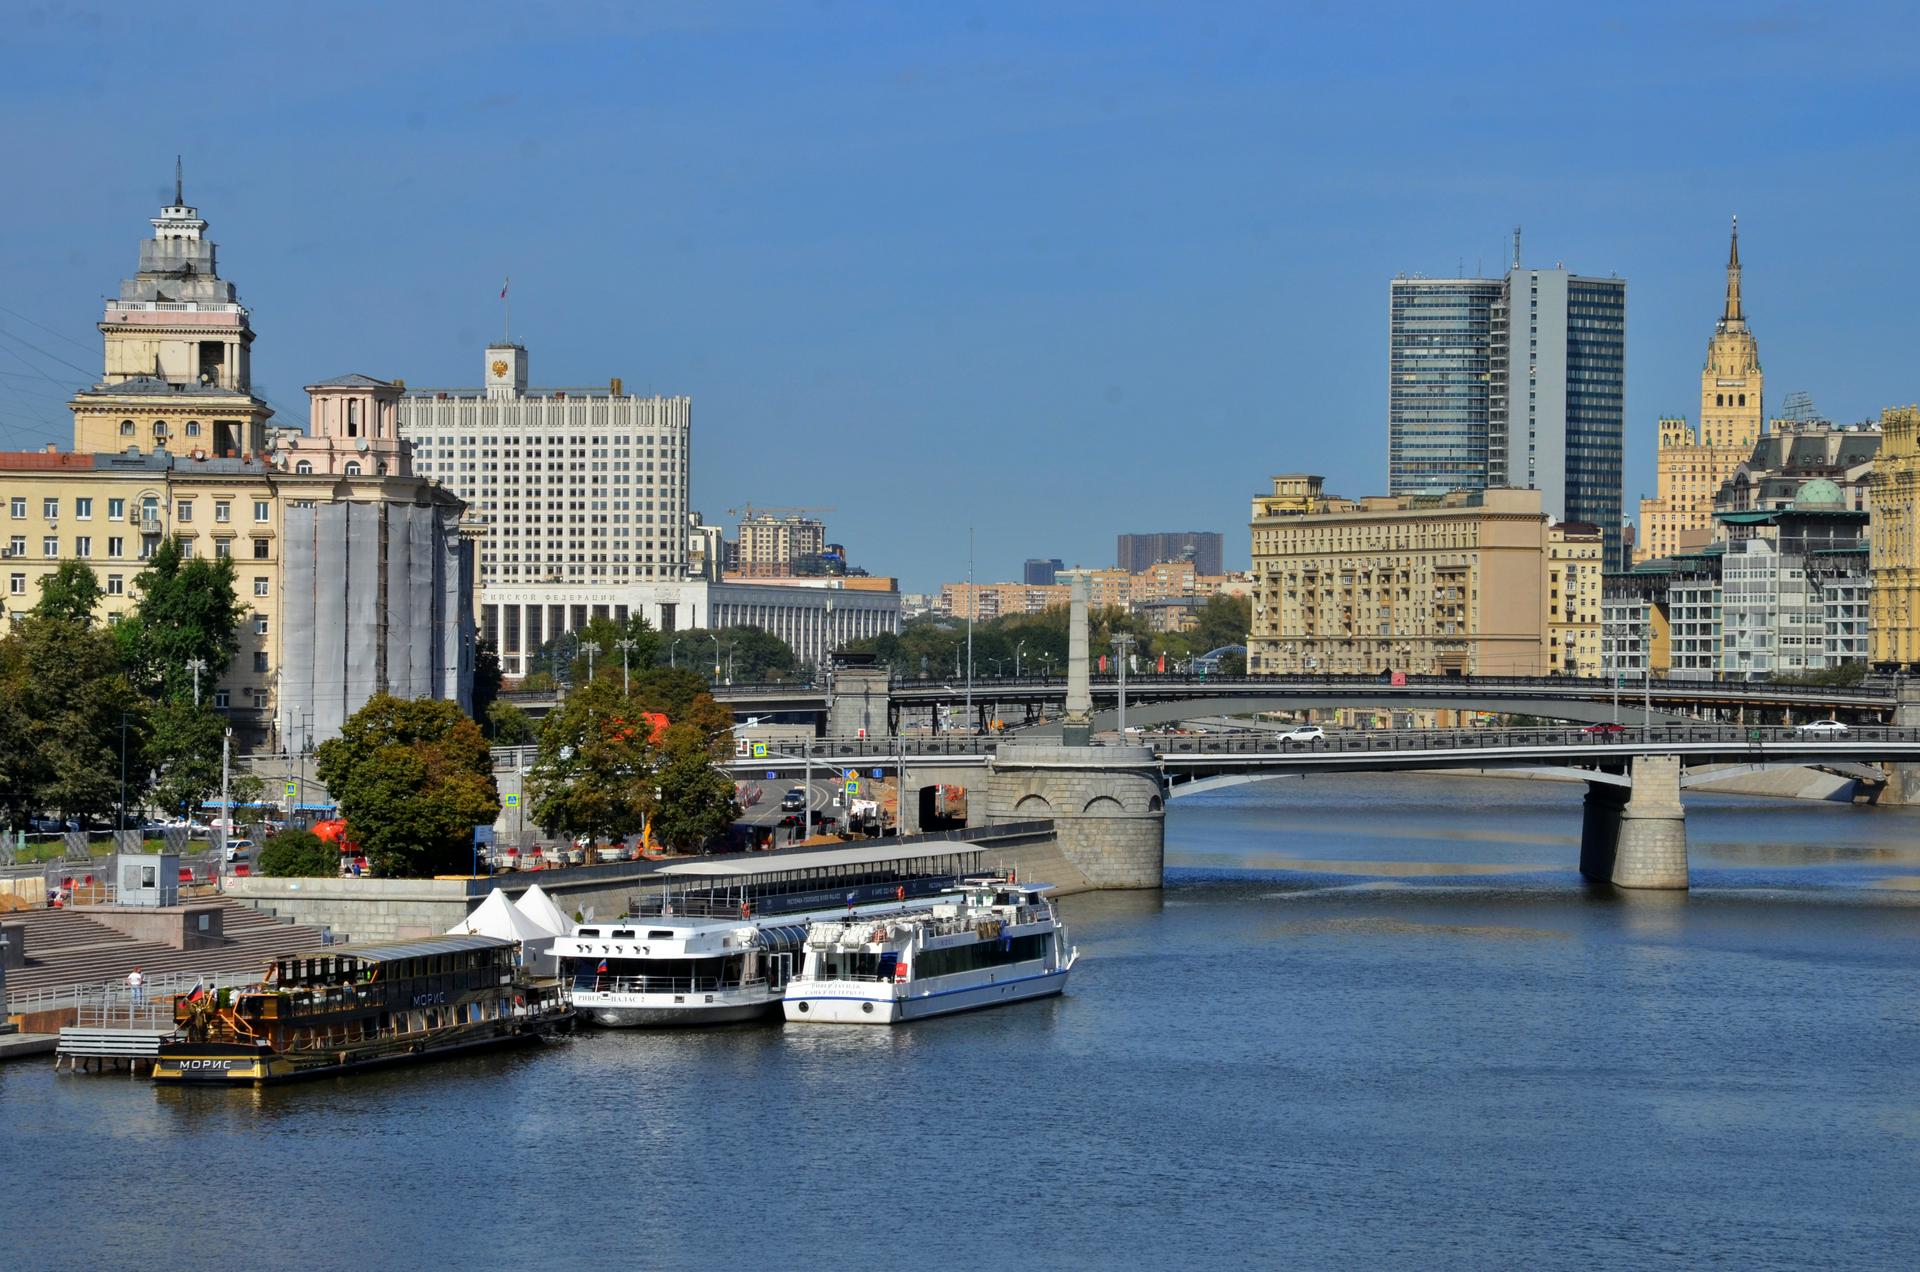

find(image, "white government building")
[397,343,898,677]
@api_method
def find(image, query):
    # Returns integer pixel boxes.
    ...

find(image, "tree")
[115,537,244,699]
[143,697,226,818]
[257,829,338,878]
[0,614,140,824]
[526,614,661,688]
[487,700,537,746]
[661,626,798,683]
[314,695,499,878]
[34,562,102,626]
[473,638,503,721]
[1191,594,1252,654]
[525,676,658,845]
[648,723,739,852]
[229,772,266,823]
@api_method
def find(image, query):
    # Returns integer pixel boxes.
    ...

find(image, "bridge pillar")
[984,744,1165,889]
[1885,682,1920,805]
[1580,757,1687,889]
[1059,571,1095,746]
[827,664,892,739]
[1611,755,1689,889]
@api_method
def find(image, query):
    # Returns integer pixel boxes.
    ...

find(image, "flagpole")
[502,275,511,342]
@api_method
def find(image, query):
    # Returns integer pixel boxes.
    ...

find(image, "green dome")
[1793,477,1844,509]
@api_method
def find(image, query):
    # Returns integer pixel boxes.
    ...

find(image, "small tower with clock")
[485,342,527,400]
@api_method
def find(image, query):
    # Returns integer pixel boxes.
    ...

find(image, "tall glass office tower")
[1390,264,1627,570]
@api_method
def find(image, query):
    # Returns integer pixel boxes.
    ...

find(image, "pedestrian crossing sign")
[505,793,519,809]
[752,742,768,758]
[845,779,860,796]
[283,781,296,800]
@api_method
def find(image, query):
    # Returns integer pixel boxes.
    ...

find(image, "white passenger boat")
[553,841,986,1027]
[783,878,1076,1025]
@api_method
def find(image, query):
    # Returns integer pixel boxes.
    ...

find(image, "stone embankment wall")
[984,745,1165,890]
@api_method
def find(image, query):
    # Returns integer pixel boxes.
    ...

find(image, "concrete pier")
[1060,570,1094,747]
[985,744,1165,889]
[1580,755,1689,890]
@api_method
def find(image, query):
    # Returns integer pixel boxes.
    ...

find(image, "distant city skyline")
[1,4,1915,591]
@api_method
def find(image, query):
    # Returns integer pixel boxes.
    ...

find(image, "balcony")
[138,514,164,535]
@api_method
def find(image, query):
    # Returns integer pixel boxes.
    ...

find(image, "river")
[5,773,1919,1270]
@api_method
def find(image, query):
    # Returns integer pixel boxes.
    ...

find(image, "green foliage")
[1769,661,1867,688]
[143,697,226,817]
[34,562,102,626]
[658,626,798,683]
[526,671,735,848]
[1191,594,1252,655]
[648,723,739,852]
[473,638,503,721]
[525,614,661,687]
[487,700,537,746]
[228,771,265,818]
[257,829,338,878]
[0,614,140,825]
[314,695,500,878]
[526,676,658,844]
[115,537,243,698]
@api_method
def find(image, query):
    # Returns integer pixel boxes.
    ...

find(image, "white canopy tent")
[514,883,573,938]
[449,888,558,977]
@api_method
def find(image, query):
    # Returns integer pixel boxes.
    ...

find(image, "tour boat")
[555,841,987,1027]
[152,936,571,1085]
[783,877,1076,1025]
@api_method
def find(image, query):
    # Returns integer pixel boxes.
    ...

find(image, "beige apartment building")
[1868,405,1920,668]
[1247,477,1550,676]
[1547,521,1604,675]
[737,514,826,577]
[1637,221,1765,562]
[0,180,473,751]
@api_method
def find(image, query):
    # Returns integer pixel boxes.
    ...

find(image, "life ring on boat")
[895,886,905,901]
[1007,868,1016,883]
[740,902,752,919]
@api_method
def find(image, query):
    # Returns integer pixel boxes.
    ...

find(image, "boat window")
[612,930,636,939]
[577,928,600,937]
[648,930,675,939]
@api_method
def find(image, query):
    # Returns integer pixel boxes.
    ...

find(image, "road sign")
[505,793,520,809]
[752,742,768,758]
[845,779,860,796]
[872,768,884,779]
[472,826,495,847]
[765,770,778,781]
[283,781,296,800]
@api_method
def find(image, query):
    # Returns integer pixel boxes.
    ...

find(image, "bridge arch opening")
[1082,795,1124,815]
[1013,793,1053,816]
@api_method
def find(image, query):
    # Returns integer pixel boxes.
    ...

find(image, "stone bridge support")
[984,744,1165,889]
[1579,755,1688,889]
[1886,681,1920,805]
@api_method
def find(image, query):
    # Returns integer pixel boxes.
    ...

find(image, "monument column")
[1061,569,1093,746]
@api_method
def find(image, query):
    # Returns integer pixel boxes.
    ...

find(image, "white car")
[1795,719,1850,736]
[224,838,257,864]
[1278,725,1327,744]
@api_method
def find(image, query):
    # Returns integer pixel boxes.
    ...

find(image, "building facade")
[1547,522,1604,676]
[2,184,475,751]
[1636,222,1765,562]
[736,514,827,576]
[1716,419,1878,514]
[396,346,690,594]
[1868,405,1920,669]
[1247,478,1550,677]
[1389,260,1627,569]
[1023,558,1063,587]
[1116,531,1223,576]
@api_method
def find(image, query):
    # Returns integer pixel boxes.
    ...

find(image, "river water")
[6,774,1920,1270]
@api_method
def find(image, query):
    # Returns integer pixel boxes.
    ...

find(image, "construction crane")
[726,503,836,521]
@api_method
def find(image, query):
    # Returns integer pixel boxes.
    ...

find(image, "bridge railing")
[877,672,1891,703]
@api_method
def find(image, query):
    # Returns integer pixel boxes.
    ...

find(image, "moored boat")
[555,840,987,1028]
[783,877,1075,1025]
[152,935,570,1085]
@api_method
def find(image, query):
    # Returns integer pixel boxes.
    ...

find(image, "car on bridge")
[1277,725,1326,745]
[1795,719,1850,736]
[780,787,808,811]
[1581,722,1626,735]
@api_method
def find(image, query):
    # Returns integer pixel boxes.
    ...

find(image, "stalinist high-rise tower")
[1635,220,1764,562]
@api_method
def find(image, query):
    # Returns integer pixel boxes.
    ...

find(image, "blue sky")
[0,1,1914,590]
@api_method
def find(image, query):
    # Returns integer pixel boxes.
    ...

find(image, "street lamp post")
[1016,640,1025,678]
[1112,632,1135,737]
[186,657,207,708]
[710,633,721,684]
[582,641,602,684]
[670,636,682,669]
[615,638,636,694]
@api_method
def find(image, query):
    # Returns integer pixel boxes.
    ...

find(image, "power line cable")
[0,319,96,381]
[0,302,100,357]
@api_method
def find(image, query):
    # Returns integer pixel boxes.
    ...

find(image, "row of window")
[8,496,273,524]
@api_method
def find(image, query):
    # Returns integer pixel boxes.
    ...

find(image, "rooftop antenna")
[174,155,183,206]
[1511,225,1522,270]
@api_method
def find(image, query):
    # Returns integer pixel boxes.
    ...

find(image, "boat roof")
[655,841,986,879]
[314,935,511,965]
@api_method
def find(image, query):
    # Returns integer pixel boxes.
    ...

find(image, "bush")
[257,829,338,878]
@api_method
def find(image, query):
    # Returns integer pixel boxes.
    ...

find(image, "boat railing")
[570,974,765,996]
